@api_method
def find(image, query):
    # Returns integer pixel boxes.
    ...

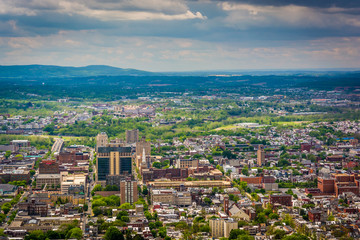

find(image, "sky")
[0,0,360,72]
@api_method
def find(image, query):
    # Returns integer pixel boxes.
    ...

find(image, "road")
[51,138,64,153]
[2,190,29,229]
[82,148,96,236]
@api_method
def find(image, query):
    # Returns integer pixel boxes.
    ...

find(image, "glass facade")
[120,157,132,174]
[98,157,109,181]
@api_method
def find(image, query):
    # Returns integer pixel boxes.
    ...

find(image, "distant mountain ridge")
[1,64,359,79]
[0,64,156,78]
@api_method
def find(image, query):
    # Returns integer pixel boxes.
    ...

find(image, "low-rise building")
[36,174,61,190]
[270,194,292,207]
[61,173,87,195]
[151,189,192,206]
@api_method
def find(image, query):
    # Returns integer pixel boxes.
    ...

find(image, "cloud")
[220,2,360,29]
[0,29,359,71]
[0,0,206,21]
[0,0,359,70]
[217,0,360,9]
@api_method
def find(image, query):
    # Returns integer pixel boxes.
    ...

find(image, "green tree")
[158,227,167,238]
[273,229,286,239]
[121,216,130,222]
[269,213,279,220]
[282,233,309,240]
[24,230,46,240]
[46,230,61,239]
[2,203,11,214]
[152,162,162,169]
[105,226,125,240]
[30,170,36,176]
[229,229,252,240]
[93,207,103,216]
[4,151,11,159]
[67,227,82,240]
[93,184,103,192]
[199,224,210,232]
[241,168,249,176]
[0,228,7,237]
[204,197,212,205]
[116,210,129,219]
[119,203,133,209]
[142,186,148,195]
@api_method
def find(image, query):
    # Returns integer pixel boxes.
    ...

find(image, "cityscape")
[1,0,360,240]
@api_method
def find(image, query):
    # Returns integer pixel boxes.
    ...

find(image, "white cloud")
[0,0,206,21]
[220,2,360,29]
[1,29,359,71]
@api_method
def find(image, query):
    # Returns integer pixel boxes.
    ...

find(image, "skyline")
[1,0,360,71]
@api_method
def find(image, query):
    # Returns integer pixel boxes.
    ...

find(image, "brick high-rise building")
[120,180,138,205]
[209,218,237,238]
[257,145,265,166]
[126,129,139,144]
[96,132,108,152]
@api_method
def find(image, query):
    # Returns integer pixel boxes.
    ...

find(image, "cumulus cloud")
[0,0,359,70]
[218,0,360,9]
[220,2,360,29]
[0,0,206,21]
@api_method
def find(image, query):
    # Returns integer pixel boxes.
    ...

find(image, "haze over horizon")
[1,0,360,72]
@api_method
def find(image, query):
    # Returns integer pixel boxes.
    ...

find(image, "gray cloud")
[216,0,360,9]
[0,0,359,70]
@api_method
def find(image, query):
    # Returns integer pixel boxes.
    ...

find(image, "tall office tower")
[120,180,138,205]
[96,142,132,184]
[126,129,139,144]
[257,145,265,166]
[96,132,108,152]
[135,137,151,168]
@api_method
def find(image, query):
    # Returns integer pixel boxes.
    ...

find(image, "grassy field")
[272,121,309,126]
[213,125,241,131]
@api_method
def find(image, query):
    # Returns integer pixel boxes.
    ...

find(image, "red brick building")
[326,155,344,162]
[18,198,48,217]
[0,171,30,183]
[318,174,360,196]
[239,176,262,185]
[270,194,292,206]
[39,160,59,174]
[318,177,335,193]
[308,210,321,222]
[262,176,276,183]
[301,143,311,152]
[57,151,89,164]
[142,168,188,182]
[335,183,359,196]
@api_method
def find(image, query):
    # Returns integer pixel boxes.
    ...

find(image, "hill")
[0,65,156,78]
